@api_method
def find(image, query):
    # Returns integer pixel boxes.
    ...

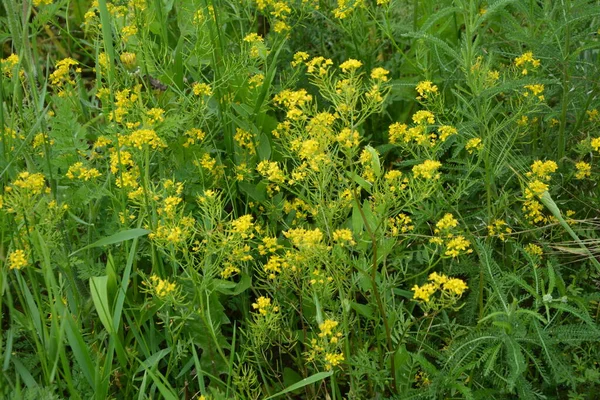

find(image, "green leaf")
[264,371,333,399]
[70,228,150,256]
[90,276,113,333]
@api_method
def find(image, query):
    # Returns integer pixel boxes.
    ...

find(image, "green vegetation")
[1,0,600,398]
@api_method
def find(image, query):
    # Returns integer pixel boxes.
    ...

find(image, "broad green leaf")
[264,371,333,399]
[70,228,150,256]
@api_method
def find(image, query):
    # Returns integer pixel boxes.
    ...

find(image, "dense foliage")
[1,0,600,398]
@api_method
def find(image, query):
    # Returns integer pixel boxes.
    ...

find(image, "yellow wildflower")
[412,160,442,179]
[575,161,591,179]
[415,81,438,99]
[8,249,28,270]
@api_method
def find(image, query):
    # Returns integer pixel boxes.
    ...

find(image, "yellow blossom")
[575,161,591,179]
[412,160,442,179]
[443,278,468,295]
[465,137,483,153]
[8,249,28,270]
[339,59,363,73]
[412,110,435,125]
[415,81,438,99]
[252,296,279,315]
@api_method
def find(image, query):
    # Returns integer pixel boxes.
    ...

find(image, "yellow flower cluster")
[371,67,390,82]
[243,33,266,58]
[148,275,177,299]
[437,125,457,141]
[284,227,323,249]
[339,59,362,73]
[514,51,541,75]
[415,81,438,100]
[524,243,543,257]
[306,56,334,76]
[1,54,20,78]
[12,172,46,195]
[50,58,80,89]
[575,161,591,179]
[273,89,312,119]
[487,219,512,241]
[8,249,28,270]
[412,160,442,179]
[333,0,364,18]
[252,296,279,315]
[412,110,435,125]
[524,84,545,101]
[120,52,136,68]
[430,214,473,258]
[257,161,286,184]
[109,87,140,123]
[193,82,213,96]
[332,229,355,246]
[384,170,408,192]
[66,162,101,181]
[183,128,206,148]
[465,137,483,153]
[412,272,468,303]
[336,127,360,149]
[388,213,414,236]
[591,137,600,152]
[254,0,293,33]
[528,160,558,181]
[523,160,557,224]
[124,129,167,150]
[149,216,195,246]
[231,214,255,239]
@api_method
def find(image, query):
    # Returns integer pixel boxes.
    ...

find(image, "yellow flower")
[575,161,591,179]
[324,352,344,370]
[415,81,438,99]
[587,109,599,122]
[291,51,310,67]
[13,172,46,194]
[524,84,545,101]
[231,214,255,238]
[389,122,408,144]
[243,33,263,43]
[524,243,543,257]
[514,51,540,75]
[428,272,448,287]
[50,58,79,88]
[332,229,355,246]
[119,52,136,68]
[1,54,20,77]
[339,59,363,73]
[252,296,279,315]
[193,82,213,96]
[149,275,177,298]
[126,129,167,150]
[412,110,435,125]
[8,249,28,270]
[443,278,468,295]
[412,283,436,302]
[529,160,558,181]
[591,137,600,152]
[437,125,457,141]
[318,319,339,337]
[257,161,285,184]
[435,213,458,232]
[33,0,53,6]
[370,67,390,81]
[465,137,483,153]
[444,235,472,258]
[121,25,138,42]
[412,160,442,179]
